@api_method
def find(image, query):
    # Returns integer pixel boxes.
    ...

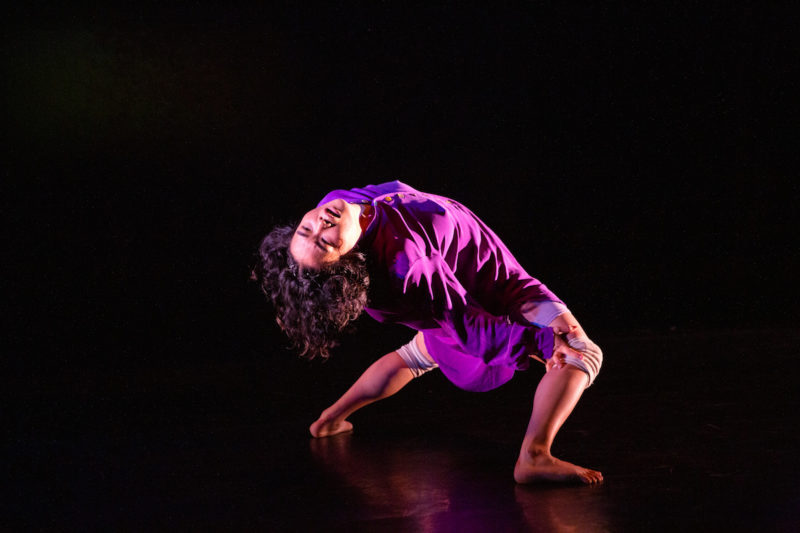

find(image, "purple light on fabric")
[320,181,560,391]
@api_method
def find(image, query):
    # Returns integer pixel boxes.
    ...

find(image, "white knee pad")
[562,336,603,388]
[396,337,439,378]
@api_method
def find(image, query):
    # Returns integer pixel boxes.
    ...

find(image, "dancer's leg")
[514,365,602,484]
[514,312,603,484]
[310,350,415,437]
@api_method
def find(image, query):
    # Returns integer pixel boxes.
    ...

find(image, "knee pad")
[562,336,603,388]
[396,337,439,378]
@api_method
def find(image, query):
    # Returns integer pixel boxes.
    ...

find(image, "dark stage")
[5,4,799,532]
[9,328,800,530]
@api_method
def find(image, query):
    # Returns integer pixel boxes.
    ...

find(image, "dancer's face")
[289,199,362,270]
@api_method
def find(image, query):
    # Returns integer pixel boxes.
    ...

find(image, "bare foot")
[514,451,603,485]
[309,416,353,438]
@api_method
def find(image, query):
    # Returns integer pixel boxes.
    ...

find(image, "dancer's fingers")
[564,345,585,360]
[547,353,565,371]
[553,335,584,361]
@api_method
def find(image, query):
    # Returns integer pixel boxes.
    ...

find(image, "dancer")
[252,181,603,484]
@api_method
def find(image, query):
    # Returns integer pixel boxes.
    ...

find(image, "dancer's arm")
[310,351,414,437]
[548,311,585,338]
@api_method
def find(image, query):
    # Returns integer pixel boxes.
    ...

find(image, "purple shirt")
[318,181,562,391]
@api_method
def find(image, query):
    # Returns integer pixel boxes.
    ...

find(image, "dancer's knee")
[563,336,603,388]
[395,334,439,378]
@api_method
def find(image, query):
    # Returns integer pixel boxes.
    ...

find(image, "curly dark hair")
[252,224,369,360]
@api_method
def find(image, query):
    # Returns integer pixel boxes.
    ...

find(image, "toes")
[587,470,603,484]
[579,469,604,484]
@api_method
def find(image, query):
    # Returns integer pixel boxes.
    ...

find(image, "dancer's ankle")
[524,444,551,459]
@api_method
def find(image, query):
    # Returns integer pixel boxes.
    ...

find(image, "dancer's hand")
[546,334,584,372]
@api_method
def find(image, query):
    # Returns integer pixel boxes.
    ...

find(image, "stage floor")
[9,328,800,531]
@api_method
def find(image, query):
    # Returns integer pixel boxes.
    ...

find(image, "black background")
[5,4,800,529]
[5,3,798,380]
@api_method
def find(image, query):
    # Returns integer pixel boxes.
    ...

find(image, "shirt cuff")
[522,300,570,327]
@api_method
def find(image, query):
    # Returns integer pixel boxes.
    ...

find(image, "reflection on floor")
[9,328,800,530]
